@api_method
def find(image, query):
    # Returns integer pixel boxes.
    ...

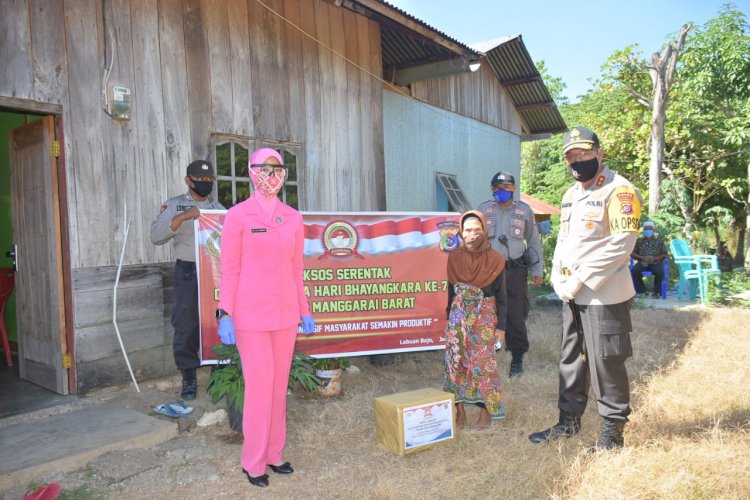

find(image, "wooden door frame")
[1,96,76,394]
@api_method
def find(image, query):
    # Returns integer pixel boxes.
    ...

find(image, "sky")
[386,0,750,102]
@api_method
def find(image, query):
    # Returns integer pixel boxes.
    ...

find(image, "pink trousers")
[235,326,297,476]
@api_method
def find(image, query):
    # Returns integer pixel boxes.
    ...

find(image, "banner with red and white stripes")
[196,211,461,361]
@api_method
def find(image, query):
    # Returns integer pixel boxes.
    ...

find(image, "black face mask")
[191,180,213,197]
[569,158,600,182]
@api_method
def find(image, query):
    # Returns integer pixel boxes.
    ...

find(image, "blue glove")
[301,315,315,335]
[218,317,235,345]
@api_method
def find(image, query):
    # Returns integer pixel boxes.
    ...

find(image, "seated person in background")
[630,221,669,298]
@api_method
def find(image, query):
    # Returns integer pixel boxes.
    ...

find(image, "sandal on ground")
[152,400,193,418]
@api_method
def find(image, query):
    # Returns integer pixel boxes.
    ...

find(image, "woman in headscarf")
[445,210,507,430]
[215,147,315,488]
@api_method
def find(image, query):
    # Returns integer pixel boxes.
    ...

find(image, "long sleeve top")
[552,165,643,305]
[217,195,310,331]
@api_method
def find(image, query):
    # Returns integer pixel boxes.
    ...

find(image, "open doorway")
[0,109,73,419]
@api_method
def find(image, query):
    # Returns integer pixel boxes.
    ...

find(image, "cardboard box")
[374,388,456,456]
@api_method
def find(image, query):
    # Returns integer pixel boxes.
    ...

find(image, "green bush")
[706,269,750,308]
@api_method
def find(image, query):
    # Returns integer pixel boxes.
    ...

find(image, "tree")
[665,5,750,265]
[607,26,691,213]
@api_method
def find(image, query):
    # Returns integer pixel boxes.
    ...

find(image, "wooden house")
[0,0,564,396]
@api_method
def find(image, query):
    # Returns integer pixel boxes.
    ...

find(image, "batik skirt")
[444,282,505,419]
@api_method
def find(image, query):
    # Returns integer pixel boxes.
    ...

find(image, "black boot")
[528,411,581,444]
[589,417,625,451]
[180,368,197,400]
[509,352,524,377]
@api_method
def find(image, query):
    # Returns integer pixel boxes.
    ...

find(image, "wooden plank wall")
[0,0,385,270]
[1,0,385,390]
[72,264,174,391]
[410,65,523,136]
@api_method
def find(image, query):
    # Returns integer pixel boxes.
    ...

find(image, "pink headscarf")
[250,147,284,167]
[248,147,284,214]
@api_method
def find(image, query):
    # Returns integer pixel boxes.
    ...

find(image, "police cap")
[186,160,214,177]
[491,171,515,186]
[562,126,600,155]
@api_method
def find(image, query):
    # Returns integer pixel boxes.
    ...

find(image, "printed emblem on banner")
[438,220,461,252]
[617,191,635,215]
[320,220,362,260]
[206,231,221,258]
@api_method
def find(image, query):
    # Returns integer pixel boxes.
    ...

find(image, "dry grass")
[278,305,748,499]
[114,305,750,499]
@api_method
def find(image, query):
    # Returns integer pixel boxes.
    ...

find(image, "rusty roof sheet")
[483,35,567,135]
[521,193,561,215]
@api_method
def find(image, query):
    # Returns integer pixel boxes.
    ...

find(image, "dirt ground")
[4,302,707,500]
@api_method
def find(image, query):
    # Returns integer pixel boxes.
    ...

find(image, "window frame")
[435,172,472,212]
[210,134,303,209]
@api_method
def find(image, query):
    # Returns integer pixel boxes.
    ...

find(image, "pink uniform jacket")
[218,195,310,331]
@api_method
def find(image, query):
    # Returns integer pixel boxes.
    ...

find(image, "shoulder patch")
[607,186,641,233]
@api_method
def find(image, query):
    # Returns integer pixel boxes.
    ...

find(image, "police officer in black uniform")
[150,160,224,399]
[478,171,543,377]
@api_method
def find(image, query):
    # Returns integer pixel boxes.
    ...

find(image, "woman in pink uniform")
[215,147,315,488]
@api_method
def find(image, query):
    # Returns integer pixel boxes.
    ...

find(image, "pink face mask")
[250,168,285,198]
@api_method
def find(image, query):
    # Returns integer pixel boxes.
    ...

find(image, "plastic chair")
[669,239,720,304]
[630,257,669,299]
[0,268,15,367]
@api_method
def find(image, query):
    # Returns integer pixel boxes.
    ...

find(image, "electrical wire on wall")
[113,202,140,392]
[101,0,116,118]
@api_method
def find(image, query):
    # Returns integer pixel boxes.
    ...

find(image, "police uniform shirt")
[478,198,543,277]
[150,191,224,262]
[553,165,643,306]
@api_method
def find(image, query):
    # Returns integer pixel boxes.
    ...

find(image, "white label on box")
[402,398,454,450]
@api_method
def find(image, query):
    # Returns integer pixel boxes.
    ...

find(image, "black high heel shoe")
[242,469,269,487]
[268,462,294,474]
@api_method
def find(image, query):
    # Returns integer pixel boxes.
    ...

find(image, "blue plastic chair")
[669,239,720,304]
[630,257,669,299]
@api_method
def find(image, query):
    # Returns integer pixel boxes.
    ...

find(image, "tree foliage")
[523,4,750,265]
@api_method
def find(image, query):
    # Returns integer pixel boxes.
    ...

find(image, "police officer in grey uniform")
[150,160,224,399]
[529,126,642,451]
[478,171,543,377]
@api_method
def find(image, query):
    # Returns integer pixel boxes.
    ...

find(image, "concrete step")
[0,405,176,491]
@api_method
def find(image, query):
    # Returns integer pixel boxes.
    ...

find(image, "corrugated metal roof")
[346,1,566,136]
[521,193,561,216]
[349,0,482,74]
[484,35,567,135]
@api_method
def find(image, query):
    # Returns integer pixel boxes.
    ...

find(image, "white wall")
[383,90,521,212]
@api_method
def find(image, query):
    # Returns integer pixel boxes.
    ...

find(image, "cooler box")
[374,388,456,456]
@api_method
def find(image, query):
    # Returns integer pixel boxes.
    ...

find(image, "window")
[435,172,471,212]
[212,135,301,209]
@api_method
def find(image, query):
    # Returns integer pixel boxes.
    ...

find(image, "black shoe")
[509,352,524,378]
[243,470,269,487]
[268,462,294,474]
[589,417,625,452]
[180,378,197,400]
[529,411,581,444]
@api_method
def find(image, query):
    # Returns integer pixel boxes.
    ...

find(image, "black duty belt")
[176,259,196,268]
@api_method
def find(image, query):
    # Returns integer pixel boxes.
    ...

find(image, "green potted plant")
[206,344,244,431]
[311,357,350,397]
[207,344,321,431]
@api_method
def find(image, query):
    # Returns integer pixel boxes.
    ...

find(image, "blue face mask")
[493,188,512,203]
[643,229,654,238]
